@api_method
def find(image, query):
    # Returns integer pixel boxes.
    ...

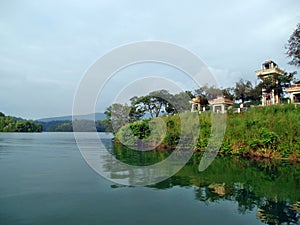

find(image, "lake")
[0,133,299,225]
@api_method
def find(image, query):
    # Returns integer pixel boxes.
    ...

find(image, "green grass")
[115,104,300,160]
[224,104,300,159]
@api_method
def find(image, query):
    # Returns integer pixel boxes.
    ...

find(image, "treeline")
[104,72,297,134]
[0,112,42,132]
[38,120,108,132]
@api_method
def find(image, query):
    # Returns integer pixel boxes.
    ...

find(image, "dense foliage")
[222,104,300,159]
[0,112,42,132]
[114,105,300,160]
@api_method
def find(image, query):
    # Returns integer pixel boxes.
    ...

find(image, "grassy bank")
[223,104,300,160]
[115,104,300,160]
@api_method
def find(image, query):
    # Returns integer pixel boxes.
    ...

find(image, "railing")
[255,67,285,76]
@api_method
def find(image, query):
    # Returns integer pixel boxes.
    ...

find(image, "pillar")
[262,89,266,106]
[271,89,275,105]
[191,104,195,112]
[290,93,294,103]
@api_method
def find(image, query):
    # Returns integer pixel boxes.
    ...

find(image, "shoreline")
[113,140,300,162]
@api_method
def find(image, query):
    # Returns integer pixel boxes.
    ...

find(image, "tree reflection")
[257,201,300,225]
[106,144,300,224]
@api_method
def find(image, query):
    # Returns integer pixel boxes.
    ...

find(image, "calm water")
[0,133,299,225]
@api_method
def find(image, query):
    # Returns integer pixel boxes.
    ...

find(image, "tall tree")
[234,79,253,103]
[194,85,222,101]
[132,90,172,118]
[222,87,235,100]
[286,23,300,67]
[248,84,262,102]
[167,91,193,114]
[104,103,132,133]
[129,96,146,121]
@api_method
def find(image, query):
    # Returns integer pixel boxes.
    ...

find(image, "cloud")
[1,0,300,118]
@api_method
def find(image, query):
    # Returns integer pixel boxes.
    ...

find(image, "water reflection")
[110,145,300,224]
[0,133,299,224]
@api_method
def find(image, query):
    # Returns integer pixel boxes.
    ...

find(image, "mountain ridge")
[36,112,106,122]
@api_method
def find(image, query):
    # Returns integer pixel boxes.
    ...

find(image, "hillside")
[114,104,300,160]
[36,112,108,132]
[38,120,108,132]
[37,112,106,122]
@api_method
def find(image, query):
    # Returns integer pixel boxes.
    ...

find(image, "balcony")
[255,67,285,77]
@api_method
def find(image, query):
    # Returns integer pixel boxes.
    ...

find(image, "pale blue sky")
[1,0,300,119]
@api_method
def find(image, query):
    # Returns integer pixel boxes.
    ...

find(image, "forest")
[0,112,42,132]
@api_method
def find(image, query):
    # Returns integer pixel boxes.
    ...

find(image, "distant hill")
[0,112,42,132]
[36,113,106,122]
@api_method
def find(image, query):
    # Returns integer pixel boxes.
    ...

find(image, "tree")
[286,23,300,67]
[104,103,132,133]
[130,95,152,117]
[185,90,195,99]
[131,90,173,118]
[0,115,42,132]
[169,91,193,113]
[129,96,147,121]
[259,72,296,101]
[194,85,222,102]
[234,79,254,103]
[248,84,262,102]
[222,87,235,100]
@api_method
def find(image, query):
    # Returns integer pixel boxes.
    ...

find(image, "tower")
[255,60,284,106]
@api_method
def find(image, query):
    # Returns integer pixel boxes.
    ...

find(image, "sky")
[1,0,300,119]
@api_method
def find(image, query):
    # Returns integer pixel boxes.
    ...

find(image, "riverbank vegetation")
[113,104,300,160]
[222,104,300,160]
[0,112,42,132]
[103,62,300,160]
